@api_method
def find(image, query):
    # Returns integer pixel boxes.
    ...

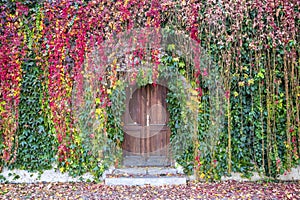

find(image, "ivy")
[106,80,126,166]
[159,54,197,175]
[0,0,299,181]
[12,59,56,172]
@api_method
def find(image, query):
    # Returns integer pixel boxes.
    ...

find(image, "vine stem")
[193,101,200,180]
[227,96,231,174]
[266,49,272,176]
[255,50,265,175]
[222,48,232,174]
[296,48,300,158]
[283,53,292,170]
[259,81,265,175]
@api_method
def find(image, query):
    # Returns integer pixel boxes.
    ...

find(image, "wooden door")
[122,84,171,166]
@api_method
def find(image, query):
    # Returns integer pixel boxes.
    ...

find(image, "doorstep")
[104,167,187,186]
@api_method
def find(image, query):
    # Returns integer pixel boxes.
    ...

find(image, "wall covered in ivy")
[0,0,299,180]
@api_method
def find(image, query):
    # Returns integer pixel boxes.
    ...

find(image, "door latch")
[147,114,149,126]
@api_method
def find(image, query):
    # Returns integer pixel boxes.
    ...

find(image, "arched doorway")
[122,84,171,166]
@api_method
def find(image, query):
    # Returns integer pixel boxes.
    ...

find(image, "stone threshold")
[105,176,187,186]
[104,167,187,186]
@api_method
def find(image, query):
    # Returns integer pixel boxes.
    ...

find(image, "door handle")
[147,114,150,126]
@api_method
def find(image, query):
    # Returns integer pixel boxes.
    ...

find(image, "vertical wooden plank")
[158,85,163,124]
[166,128,170,159]
[146,86,150,159]
[142,87,145,156]
[154,85,158,124]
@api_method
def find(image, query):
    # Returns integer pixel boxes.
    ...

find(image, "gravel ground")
[0,180,299,199]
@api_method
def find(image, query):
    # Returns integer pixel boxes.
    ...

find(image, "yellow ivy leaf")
[59,167,65,172]
[248,79,254,85]
[95,108,102,116]
[238,81,245,87]
[124,0,129,6]
[200,173,205,179]
[95,98,100,104]
[173,57,179,62]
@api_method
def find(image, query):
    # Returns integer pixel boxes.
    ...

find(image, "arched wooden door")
[122,84,171,166]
